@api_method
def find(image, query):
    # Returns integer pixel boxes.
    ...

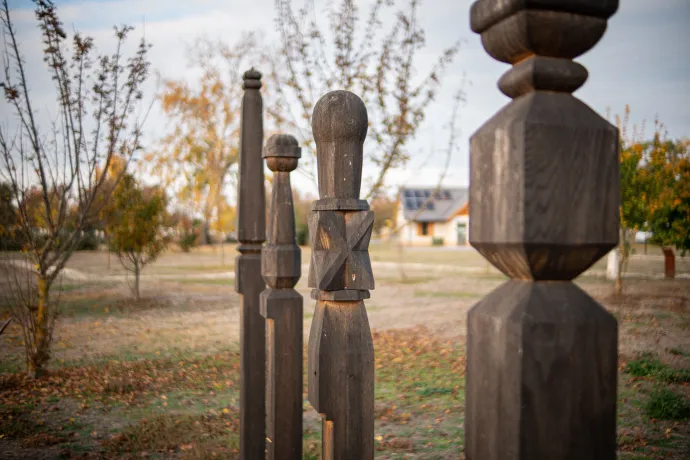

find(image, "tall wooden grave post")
[307,90,375,460]
[465,1,620,459]
[261,134,303,459]
[235,68,266,459]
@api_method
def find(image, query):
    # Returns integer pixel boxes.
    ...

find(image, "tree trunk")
[28,276,51,379]
[217,201,225,266]
[614,276,623,295]
[134,263,141,300]
[615,248,624,295]
[106,237,111,271]
[614,228,633,296]
[662,247,675,279]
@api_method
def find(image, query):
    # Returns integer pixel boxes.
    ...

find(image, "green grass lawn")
[1,328,688,458]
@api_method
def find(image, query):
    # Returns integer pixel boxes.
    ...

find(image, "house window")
[418,222,430,236]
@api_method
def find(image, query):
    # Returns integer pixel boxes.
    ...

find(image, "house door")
[456,222,467,245]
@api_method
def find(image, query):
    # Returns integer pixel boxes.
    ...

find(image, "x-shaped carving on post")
[308,210,375,292]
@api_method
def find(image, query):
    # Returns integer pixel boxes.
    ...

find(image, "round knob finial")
[311,90,368,200]
[243,67,262,90]
[264,134,301,172]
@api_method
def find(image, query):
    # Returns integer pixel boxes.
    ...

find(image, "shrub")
[431,237,444,246]
[0,233,23,251]
[179,231,198,252]
[626,354,667,377]
[645,388,690,420]
[296,223,309,246]
[625,354,690,383]
[76,231,101,251]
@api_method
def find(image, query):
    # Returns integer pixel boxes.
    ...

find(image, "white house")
[395,187,470,246]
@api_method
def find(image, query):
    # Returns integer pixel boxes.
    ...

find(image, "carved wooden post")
[466,2,620,459]
[307,90,375,460]
[261,134,303,459]
[235,68,266,459]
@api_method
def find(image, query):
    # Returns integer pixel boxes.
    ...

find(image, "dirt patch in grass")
[58,293,173,319]
[105,411,239,458]
[414,290,479,299]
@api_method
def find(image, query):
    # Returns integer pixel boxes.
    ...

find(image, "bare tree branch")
[0,0,152,377]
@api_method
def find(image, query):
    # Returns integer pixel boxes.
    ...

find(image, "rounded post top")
[243,67,262,90]
[312,90,368,144]
[311,90,368,200]
[264,134,301,172]
[264,134,301,159]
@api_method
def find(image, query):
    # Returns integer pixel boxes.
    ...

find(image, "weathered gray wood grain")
[466,281,618,459]
[307,90,375,460]
[466,1,620,458]
[235,67,266,460]
[308,300,374,460]
[261,133,303,459]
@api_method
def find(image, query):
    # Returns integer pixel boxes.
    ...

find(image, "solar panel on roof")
[443,190,451,199]
[425,201,435,210]
[404,190,414,198]
[406,198,415,209]
[424,190,431,198]
[414,190,422,198]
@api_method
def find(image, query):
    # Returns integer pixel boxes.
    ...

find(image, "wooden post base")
[308,300,374,460]
[262,289,303,460]
[236,252,266,459]
[465,280,618,460]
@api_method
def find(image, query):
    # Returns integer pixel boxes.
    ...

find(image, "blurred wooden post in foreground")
[235,68,266,459]
[466,1,620,459]
[261,134,303,459]
[307,90,375,460]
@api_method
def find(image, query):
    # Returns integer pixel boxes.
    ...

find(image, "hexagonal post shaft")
[307,91,375,460]
[466,1,620,459]
[235,68,266,460]
[261,134,303,460]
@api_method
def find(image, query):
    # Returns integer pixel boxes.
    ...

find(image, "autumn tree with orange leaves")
[646,137,690,269]
[146,36,261,251]
[104,174,168,300]
[614,107,689,293]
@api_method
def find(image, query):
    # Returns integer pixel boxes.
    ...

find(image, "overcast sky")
[3,0,689,199]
